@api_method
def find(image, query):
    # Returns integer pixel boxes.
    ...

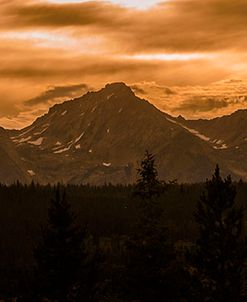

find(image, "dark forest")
[1,153,247,301]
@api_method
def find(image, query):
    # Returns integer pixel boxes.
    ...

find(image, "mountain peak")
[6,81,247,184]
[104,82,134,95]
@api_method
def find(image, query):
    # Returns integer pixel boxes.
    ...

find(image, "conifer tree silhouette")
[188,165,247,302]
[134,150,164,201]
[124,151,177,302]
[34,186,90,302]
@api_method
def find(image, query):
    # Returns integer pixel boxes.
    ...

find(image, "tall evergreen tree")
[133,151,165,235]
[188,165,247,302]
[134,150,164,201]
[33,187,94,302]
[122,151,178,302]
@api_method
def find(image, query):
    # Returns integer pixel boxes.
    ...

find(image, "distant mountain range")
[1,82,247,184]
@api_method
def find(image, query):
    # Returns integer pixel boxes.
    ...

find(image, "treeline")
[1,152,247,301]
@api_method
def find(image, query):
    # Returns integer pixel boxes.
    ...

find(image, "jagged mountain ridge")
[177,110,247,148]
[173,110,247,179]
[2,82,246,184]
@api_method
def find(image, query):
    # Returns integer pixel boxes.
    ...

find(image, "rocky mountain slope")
[177,110,247,149]
[172,111,247,180]
[2,82,246,184]
[0,127,30,184]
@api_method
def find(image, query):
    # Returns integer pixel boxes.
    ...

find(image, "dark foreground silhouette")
[0,153,247,301]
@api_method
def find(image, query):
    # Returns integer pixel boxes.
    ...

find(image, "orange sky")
[1,0,247,129]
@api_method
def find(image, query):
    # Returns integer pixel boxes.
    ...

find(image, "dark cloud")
[223,79,243,84]
[2,1,128,28]
[2,54,214,85]
[175,96,229,113]
[164,87,176,96]
[135,0,247,53]
[0,67,59,78]
[2,0,247,53]
[25,83,90,106]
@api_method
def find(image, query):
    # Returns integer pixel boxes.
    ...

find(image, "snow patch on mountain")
[34,127,49,136]
[28,137,44,146]
[103,162,111,167]
[166,117,228,149]
[183,127,210,142]
[166,117,210,142]
[107,93,114,100]
[16,136,32,143]
[74,132,85,144]
[54,141,73,153]
[213,144,228,150]
[54,146,71,154]
[91,106,97,113]
[215,140,223,145]
[27,170,36,176]
[17,126,36,138]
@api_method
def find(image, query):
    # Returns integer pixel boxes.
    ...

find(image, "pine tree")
[188,165,247,302]
[33,187,93,302]
[134,150,164,201]
[133,151,165,235]
[123,151,177,302]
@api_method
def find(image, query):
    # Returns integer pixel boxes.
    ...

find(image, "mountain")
[0,127,30,184]
[2,82,246,184]
[173,110,247,179]
[177,110,247,149]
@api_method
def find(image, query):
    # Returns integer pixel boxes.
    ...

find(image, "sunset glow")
[127,53,213,61]
[0,0,247,128]
[46,0,162,9]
